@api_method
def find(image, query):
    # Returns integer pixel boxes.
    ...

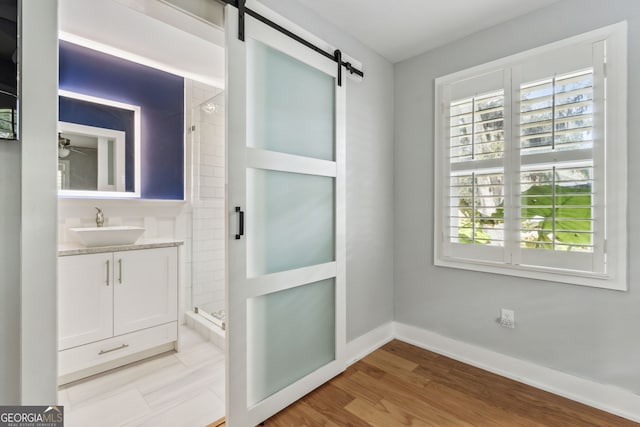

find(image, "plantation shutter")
[441,69,509,263]
[435,24,627,290]
[513,41,605,273]
[438,39,608,275]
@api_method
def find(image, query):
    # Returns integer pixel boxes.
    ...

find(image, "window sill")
[434,256,626,291]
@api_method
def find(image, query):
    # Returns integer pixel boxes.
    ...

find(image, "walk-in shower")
[187,87,226,348]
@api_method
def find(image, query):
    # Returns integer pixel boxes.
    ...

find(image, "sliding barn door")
[225,2,346,425]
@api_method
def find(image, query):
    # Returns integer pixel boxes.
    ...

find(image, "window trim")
[434,22,627,291]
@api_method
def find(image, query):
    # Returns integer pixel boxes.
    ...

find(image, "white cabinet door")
[113,247,178,336]
[58,253,114,350]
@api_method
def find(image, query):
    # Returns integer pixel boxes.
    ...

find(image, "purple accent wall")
[59,40,184,199]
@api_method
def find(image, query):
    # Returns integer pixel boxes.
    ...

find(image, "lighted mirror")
[58,90,141,198]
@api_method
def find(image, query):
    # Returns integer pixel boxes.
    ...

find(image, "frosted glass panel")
[247,278,335,405]
[247,168,334,276]
[248,40,335,161]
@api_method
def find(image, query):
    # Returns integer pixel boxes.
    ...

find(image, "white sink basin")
[69,226,145,247]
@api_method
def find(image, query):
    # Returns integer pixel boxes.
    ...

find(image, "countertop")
[58,238,184,256]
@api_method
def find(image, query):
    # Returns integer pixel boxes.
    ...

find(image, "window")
[434,23,627,290]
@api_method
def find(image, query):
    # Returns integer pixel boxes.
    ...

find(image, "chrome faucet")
[95,207,105,227]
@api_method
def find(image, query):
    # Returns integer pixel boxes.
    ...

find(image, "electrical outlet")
[500,308,515,328]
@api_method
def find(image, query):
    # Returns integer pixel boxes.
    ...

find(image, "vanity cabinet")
[113,248,177,335]
[58,245,179,383]
[58,252,114,350]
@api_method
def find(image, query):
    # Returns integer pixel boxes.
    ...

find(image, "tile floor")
[58,326,225,427]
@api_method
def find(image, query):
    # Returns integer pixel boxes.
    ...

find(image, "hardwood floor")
[208,417,226,427]
[216,340,637,426]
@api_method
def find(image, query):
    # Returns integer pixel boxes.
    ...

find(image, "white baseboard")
[345,321,395,366]
[394,322,640,423]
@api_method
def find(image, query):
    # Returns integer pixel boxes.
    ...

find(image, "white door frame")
[19,0,60,403]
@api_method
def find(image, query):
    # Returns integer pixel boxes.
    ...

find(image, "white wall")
[0,1,60,406]
[20,0,59,404]
[0,142,21,403]
[394,0,640,394]
[259,0,396,341]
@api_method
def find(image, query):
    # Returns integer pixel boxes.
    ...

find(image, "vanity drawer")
[59,322,177,380]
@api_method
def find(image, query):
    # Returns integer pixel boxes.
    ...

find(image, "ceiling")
[59,0,225,87]
[295,0,562,63]
[58,0,563,85]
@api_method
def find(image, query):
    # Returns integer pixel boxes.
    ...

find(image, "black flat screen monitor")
[0,0,17,140]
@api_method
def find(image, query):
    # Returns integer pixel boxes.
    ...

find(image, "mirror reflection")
[58,90,140,197]
[57,122,125,192]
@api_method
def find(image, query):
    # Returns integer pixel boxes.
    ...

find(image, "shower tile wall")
[189,81,225,314]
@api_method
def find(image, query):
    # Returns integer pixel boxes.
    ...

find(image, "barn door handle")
[235,206,244,240]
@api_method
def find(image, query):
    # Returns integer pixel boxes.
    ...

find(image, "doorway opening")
[55,1,227,425]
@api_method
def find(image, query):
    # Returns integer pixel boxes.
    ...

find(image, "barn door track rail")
[220,0,364,86]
